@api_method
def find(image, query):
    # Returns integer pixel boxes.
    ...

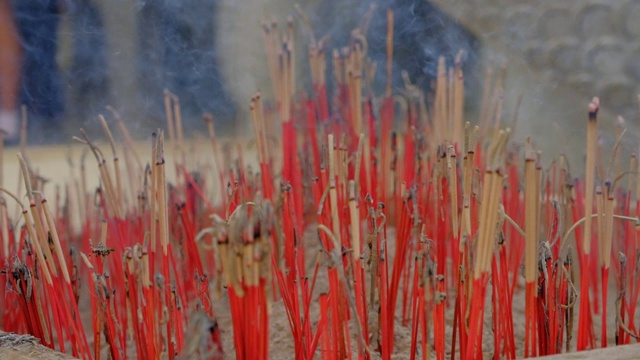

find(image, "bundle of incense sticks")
[2,8,640,360]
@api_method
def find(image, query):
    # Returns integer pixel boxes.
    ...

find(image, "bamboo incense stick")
[453,51,464,147]
[596,186,604,264]
[39,192,71,284]
[328,134,341,247]
[99,115,124,212]
[524,137,539,357]
[171,95,186,167]
[583,98,599,255]
[348,180,360,261]
[17,154,57,275]
[0,187,53,286]
[287,17,296,96]
[434,57,447,141]
[447,145,459,240]
[524,138,538,283]
[106,105,143,168]
[577,97,600,351]
[164,90,177,158]
[156,131,169,255]
[149,133,158,260]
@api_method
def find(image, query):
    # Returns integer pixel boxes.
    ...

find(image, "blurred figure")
[0,0,21,140]
[14,0,67,139]
[137,0,236,132]
[68,0,109,124]
[0,0,67,143]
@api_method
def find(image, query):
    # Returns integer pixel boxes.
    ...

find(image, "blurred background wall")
[430,0,640,161]
[52,0,639,160]
[59,0,480,136]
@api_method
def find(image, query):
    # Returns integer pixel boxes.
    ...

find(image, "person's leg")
[0,0,21,139]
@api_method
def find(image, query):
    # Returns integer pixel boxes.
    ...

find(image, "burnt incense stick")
[287,17,296,96]
[596,185,604,262]
[328,134,341,247]
[17,153,57,275]
[76,129,122,218]
[106,105,143,167]
[99,115,124,211]
[164,90,177,158]
[38,191,71,284]
[453,51,464,147]
[354,133,365,193]
[348,180,360,261]
[524,138,538,284]
[434,57,447,141]
[0,186,52,285]
[171,94,187,167]
[156,131,169,254]
[524,137,539,357]
[447,145,459,239]
[583,97,599,255]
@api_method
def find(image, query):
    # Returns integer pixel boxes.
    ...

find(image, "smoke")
[15,0,479,142]
[216,0,480,128]
[138,0,236,129]
[366,0,480,97]
[59,0,237,140]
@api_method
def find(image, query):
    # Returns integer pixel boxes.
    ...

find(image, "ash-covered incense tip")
[617,115,625,126]
[455,49,464,65]
[105,105,121,119]
[588,97,600,119]
[525,137,536,161]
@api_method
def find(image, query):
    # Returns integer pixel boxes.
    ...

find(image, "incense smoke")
[216,0,480,127]
[20,0,478,141]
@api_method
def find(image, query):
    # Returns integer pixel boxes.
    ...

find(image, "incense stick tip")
[589,97,600,119]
